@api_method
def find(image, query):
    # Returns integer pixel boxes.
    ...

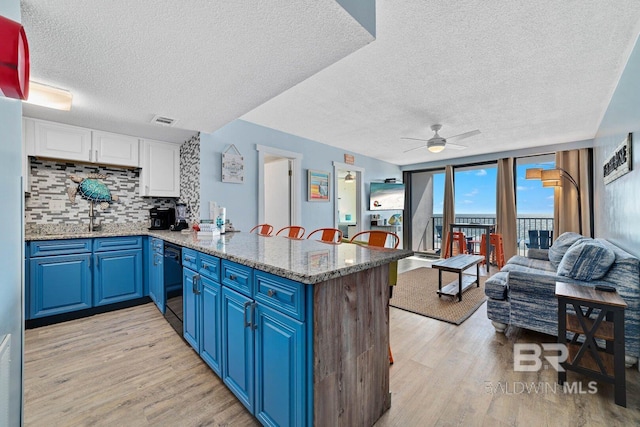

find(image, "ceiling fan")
[402,124,480,153]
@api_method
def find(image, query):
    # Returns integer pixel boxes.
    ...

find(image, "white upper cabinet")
[24,118,140,167]
[139,139,180,197]
[92,131,139,167]
[31,119,92,162]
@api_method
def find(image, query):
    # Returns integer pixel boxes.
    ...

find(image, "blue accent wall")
[593,33,640,256]
[0,2,25,424]
[200,120,400,233]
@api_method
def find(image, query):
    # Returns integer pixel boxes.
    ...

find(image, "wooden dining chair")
[249,224,274,236]
[349,230,400,249]
[275,225,305,239]
[306,228,343,244]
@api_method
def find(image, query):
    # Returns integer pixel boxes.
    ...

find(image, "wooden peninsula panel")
[314,263,391,426]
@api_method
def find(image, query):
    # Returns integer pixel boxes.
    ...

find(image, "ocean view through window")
[429,157,555,255]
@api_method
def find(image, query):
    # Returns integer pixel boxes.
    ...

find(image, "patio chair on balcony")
[539,230,552,249]
[527,230,553,249]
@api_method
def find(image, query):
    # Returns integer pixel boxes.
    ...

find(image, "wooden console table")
[555,281,627,407]
[432,254,484,302]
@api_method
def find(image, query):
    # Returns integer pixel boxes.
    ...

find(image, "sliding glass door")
[516,155,555,255]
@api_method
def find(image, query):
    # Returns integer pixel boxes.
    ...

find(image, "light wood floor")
[24,257,640,426]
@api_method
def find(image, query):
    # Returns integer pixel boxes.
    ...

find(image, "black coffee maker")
[149,207,175,230]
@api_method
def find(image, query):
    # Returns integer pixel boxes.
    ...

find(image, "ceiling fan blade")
[447,142,468,150]
[400,137,429,142]
[446,129,480,141]
[403,145,427,153]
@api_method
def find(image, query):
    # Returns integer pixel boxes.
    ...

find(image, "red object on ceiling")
[0,14,30,100]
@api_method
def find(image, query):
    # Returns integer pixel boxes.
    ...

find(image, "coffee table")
[432,254,484,301]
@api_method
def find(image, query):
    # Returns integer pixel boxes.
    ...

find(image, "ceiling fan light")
[344,171,355,183]
[427,140,445,153]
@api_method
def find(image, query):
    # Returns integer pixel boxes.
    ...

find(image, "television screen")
[369,182,405,210]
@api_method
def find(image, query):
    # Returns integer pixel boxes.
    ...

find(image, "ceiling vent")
[151,115,177,127]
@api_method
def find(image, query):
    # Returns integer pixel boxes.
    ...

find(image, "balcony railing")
[431,215,554,256]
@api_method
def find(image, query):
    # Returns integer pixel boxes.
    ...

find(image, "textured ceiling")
[243,1,640,165]
[20,0,374,143]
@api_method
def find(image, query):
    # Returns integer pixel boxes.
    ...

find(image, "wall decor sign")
[603,133,632,185]
[344,154,355,165]
[222,144,244,183]
[308,169,330,202]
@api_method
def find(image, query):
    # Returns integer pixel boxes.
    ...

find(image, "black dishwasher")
[163,243,183,335]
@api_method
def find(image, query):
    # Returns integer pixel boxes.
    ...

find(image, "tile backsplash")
[25,159,176,231]
[180,134,200,223]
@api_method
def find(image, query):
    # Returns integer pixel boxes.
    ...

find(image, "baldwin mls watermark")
[484,343,598,395]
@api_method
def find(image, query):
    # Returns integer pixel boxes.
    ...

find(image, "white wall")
[200,120,401,233]
[0,2,25,424]
[593,33,640,257]
[264,158,290,232]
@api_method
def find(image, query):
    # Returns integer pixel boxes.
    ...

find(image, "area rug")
[390,267,487,325]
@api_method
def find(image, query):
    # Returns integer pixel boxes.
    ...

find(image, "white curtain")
[496,158,517,261]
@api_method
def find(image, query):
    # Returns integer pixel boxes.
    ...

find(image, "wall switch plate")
[49,200,66,211]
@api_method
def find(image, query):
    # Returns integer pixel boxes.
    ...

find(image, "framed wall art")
[308,169,330,202]
[222,144,244,183]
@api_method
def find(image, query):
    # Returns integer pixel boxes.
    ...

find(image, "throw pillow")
[549,232,588,269]
[557,240,616,281]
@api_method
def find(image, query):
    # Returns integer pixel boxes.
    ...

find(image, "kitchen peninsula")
[25,228,412,426]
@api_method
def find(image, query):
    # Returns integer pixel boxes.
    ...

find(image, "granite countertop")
[25,229,413,284]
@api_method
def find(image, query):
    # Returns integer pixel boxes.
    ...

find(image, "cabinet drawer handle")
[203,264,209,270]
[193,275,200,294]
[267,289,277,298]
[229,274,237,281]
[184,256,192,262]
[243,301,252,327]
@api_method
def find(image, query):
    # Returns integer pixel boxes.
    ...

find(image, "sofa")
[485,232,640,367]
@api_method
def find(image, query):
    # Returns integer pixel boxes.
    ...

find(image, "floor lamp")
[525,168,582,235]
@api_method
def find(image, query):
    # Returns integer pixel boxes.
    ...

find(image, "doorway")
[333,162,363,239]
[264,156,292,232]
[257,145,302,232]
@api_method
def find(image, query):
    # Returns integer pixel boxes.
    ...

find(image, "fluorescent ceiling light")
[24,81,73,111]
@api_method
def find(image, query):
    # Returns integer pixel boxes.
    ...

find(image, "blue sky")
[433,163,555,215]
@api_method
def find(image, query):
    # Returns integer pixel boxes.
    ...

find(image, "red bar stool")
[249,224,274,236]
[275,226,305,239]
[306,228,343,244]
[443,231,467,258]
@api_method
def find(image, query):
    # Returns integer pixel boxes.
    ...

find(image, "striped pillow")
[557,240,616,281]
[548,232,587,269]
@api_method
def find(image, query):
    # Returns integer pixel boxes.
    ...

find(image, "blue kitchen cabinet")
[222,286,255,413]
[183,266,200,352]
[201,276,222,375]
[255,303,305,427]
[93,237,143,307]
[148,237,164,313]
[182,249,223,377]
[29,253,92,318]
[93,249,143,306]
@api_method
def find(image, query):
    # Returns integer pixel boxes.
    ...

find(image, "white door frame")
[257,145,302,226]
[332,161,364,234]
